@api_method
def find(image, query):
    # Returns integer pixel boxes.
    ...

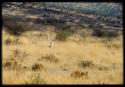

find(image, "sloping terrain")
[2,2,123,84]
[2,2,123,29]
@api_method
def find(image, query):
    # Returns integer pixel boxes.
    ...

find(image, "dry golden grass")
[2,28,123,84]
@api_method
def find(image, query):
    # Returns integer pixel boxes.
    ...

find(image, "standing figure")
[47,34,54,48]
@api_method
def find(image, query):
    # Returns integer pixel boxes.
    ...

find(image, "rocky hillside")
[45,2,122,17]
[2,2,123,30]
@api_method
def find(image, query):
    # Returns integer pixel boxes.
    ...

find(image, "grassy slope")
[2,28,123,84]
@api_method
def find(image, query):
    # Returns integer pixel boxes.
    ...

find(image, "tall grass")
[25,73,47,84]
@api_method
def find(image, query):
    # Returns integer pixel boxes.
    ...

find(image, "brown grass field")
[2,26,123,84]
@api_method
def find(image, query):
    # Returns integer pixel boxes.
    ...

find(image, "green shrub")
[55,25,75,41]
[56,30,73,41]
[92,29,119,38]
[4,21,25,36]
[3,16,29,36]
[92,29,105,37]
[105,30,119,37]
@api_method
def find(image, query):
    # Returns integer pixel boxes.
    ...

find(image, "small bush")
[13,49,21,57]
[79,60,95,69]
[105,43,121,49]
[61,25,71,31]
[5,37,21,45]
[98,66,109,71]
[3,16,45,37]
[13,38,21,44]
[56,30,73,41]
[70,70,88,79]
[40,54,58,63]
[55,25,74,41]
[92,29,105,37]
[3,18,27,36]
[105,37,114,42]
[3,60,21,70]
[3,61,12,69]
[36,33,43,38]
[12,49,28,61]
[32,63,43,71]
[92,29,119,38]
[5,38,12,45]
[111,43,121,49]
[105,31,119,37]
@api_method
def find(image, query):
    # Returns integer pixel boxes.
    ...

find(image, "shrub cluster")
[92,29,119,38]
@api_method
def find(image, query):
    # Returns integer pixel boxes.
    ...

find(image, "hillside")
[2,2,123,30]
[2,2,123,84]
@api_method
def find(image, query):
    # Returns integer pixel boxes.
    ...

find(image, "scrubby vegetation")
[70,70,88,79]
[92,29,119,38]
[4,36,21,45]
[55,26,74,41]
[2,2,123,85]
[32,63,44,71]
[79,60,96,69]
[3,20,26,36]
[2,27,123,84]
[25,73,47,84]
[39,54,59,63]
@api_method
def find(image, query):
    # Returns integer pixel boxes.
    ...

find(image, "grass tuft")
[40,54,59,63]
[79,60,96,69]
[70,70,88,79]
[32,63,44,71]
[25,73,47,84]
